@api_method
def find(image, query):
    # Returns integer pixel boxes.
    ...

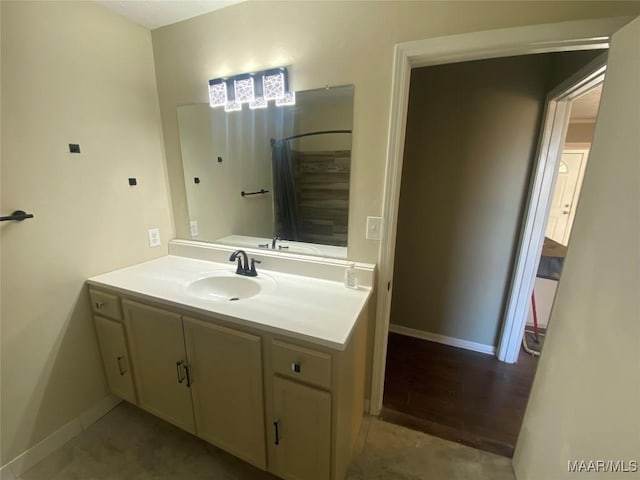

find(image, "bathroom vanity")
[88,241,373,480]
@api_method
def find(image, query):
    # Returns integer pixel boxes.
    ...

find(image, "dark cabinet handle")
[273,420,280,445]
[116,356,127,375]
[176,361,184,383]
[184,364,192,387]
[291,362,301,373]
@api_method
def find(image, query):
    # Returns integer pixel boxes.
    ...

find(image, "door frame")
[370,17,628,415]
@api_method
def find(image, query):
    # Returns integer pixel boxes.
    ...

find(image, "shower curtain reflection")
[271,139,300,241]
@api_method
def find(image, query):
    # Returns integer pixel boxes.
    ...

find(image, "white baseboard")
[79,395,121,430]
[389,324,496,355]
[2,395,121,478]
[0,464,16,480]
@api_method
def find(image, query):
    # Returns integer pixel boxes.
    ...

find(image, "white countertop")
[87,255,372,350]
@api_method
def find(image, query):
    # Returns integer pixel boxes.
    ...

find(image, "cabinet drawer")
[89,289,122,320]
[272,340,331,389]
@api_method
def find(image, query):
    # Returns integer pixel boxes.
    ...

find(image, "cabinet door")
[183,317,266,469]
[94,315,136,404]
[123,300,195,433]
[271,376,331,480]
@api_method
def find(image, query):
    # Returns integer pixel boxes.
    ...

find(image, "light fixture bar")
[208,67,293,112]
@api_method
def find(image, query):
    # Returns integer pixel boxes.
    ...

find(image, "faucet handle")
[233,257,244,275]
[249,258,261,276]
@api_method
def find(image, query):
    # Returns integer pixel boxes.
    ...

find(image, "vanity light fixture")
[208,67,294,112]
[233,74,255,104]
[224,100,242,112]
[262,67,287,100]
[208,78,227,107]
[275,91,296,107]
[249,96,268,110]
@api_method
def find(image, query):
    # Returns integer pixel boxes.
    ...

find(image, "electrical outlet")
[366,216,382,240]
[147,228,161,247]
[190,220,199,237]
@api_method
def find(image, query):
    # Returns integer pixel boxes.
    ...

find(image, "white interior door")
[545,149,588,245]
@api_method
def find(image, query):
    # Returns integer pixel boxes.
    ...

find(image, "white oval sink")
[185,272,274,302]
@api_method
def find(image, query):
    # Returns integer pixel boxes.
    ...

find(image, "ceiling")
[95,0,246,30]
[570,83,602,122]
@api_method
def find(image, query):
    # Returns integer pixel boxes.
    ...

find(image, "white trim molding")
[371,16,631,416]
[389,324,496,355]
[1,395,121,478]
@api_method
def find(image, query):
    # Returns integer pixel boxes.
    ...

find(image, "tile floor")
[19,402,515,480]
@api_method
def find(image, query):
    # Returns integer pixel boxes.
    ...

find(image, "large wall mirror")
[177,85,354,259]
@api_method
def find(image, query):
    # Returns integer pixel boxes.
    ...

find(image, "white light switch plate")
[190,220,199,237]
[366,216,382,240]
[147,228,161,247]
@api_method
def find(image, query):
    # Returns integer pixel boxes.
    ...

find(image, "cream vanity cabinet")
[265,316,367,480]
[122,301,197,434]
[90,290,137,405]
[90,288,367,480]
[121,299,267,469]
[90,291,266,469]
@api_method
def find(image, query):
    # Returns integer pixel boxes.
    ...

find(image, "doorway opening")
[523,83,602,356]
[376,40,608,456]
[370,20,625,420]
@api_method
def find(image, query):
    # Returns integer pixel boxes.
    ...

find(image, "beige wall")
[391,55,553,346]
[151,1,640,266]
[514,16,639,478]
[0,1,173,465]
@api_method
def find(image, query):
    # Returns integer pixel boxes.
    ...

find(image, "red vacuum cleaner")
[522,291,545,356]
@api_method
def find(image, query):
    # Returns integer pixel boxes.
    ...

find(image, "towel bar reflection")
[1,210,34,222]
[241,189,269,197]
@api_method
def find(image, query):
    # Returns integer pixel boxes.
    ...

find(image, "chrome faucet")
[271,235,280,249]
[229,250,260,277]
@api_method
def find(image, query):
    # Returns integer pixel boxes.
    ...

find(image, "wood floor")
[382,332,538,458]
